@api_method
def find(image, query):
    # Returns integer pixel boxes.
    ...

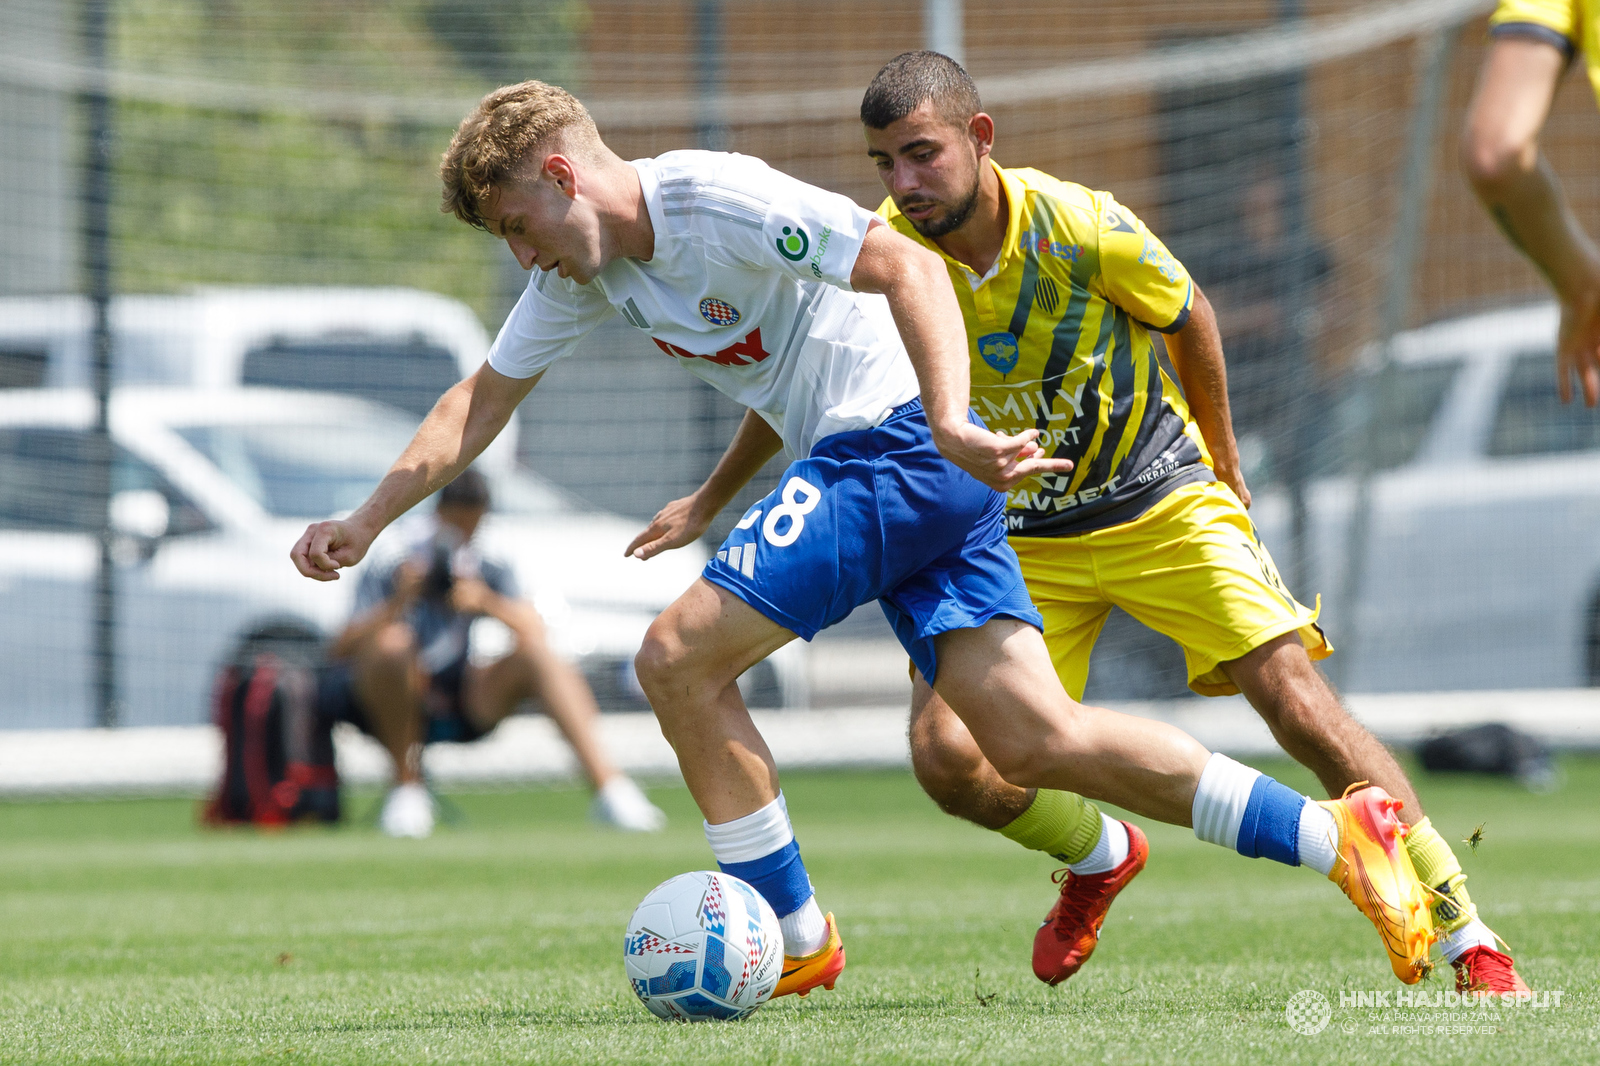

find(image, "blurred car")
[1287,301,1600,691]
[0,286,490,415]
[0,387,802,730]
[1087,302,1600,698]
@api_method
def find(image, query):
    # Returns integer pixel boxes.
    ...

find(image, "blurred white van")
[0,387,814,730]
[0,289,811,726]
[0,286,512,457]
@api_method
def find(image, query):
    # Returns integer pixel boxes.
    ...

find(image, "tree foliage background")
[109,0,589,323]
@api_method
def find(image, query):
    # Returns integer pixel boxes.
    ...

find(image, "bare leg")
[633,579,797,823]
[1224,633,1424,821]
[908,675,1033,830]
[462,614,621,790]
[930,618,1210,825]
[351,621,426,785]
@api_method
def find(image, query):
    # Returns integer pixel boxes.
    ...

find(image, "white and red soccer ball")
[624,871,783,1021]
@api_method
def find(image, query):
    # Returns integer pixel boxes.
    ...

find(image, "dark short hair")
[439,467,491,510]
[860,50,982,130]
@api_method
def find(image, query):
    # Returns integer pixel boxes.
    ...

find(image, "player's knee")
[909,735,987,816]
[369,622,417,667]
[633,623,706,710]
[632,631,676,701]
[1460,126,1535,195]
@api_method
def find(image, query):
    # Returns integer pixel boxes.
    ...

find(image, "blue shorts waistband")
[884,397,923,423]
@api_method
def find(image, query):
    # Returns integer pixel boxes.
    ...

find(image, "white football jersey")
[486,150,920,457]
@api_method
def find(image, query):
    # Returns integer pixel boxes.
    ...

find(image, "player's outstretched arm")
[1463,35,1600,405]
[1162,286,1250,507]
[849,224,1073,491]
[626,408,784,560]
[290,363,541,581]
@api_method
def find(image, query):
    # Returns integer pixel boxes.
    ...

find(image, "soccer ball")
[623,870,784,1021]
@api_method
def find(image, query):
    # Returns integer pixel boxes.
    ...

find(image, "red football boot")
[1032,821,1148,985]
[1453,945,1529,994]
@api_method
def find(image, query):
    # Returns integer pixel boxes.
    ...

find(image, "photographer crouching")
[322,468,666,837]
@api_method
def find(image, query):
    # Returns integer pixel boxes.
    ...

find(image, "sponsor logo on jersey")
[977,331,1020,376]
[1138,237,1183,284]
[1023,235,1085,262]
[699,297,741,326]
[807,226,833,280]
[652,327,773,367]
[776,226,809,261]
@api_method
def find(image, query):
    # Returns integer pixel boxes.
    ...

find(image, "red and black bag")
[204,653,341,825]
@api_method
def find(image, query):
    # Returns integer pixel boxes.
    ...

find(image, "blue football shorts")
[702,399,1043,684]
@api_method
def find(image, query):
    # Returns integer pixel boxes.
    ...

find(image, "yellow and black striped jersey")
[1490,0,1600,103]
[880,161,1214,536]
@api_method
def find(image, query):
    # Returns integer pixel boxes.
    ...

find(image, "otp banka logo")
[776,226,809,261]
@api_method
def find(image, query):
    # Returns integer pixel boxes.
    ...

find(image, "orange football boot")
[1032,821,1149,985]
[1319,785,1436,984]
[772,912,845,998]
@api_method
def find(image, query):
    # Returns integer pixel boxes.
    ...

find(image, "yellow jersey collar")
[887,158,1025,289]
[993,159,1028,278]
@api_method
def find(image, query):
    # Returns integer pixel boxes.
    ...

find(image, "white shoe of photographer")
[591,776,667,832]
[380,782,436,839]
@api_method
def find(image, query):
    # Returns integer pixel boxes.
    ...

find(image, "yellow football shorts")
[1009,480,1330,699]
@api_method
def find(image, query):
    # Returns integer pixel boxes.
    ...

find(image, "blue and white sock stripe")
[703,793,815,919]
[1192,753,1261,851]
[1192,753,1306,867]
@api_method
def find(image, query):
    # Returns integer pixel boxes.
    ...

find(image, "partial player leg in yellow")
[909,482,1482,985]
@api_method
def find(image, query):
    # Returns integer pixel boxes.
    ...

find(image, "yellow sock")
[999,789,1102,864]
[1405,816,1476,933]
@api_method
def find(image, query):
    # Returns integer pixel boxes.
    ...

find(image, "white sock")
[1438,918,1498,962]
[1190,753,1261,850]
[702,793,793,862]
[1067,814,1130,876]
[1297,802,1339,876]
[779,897,829,956]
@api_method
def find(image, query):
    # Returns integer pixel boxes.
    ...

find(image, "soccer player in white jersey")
[291,81,1435,998]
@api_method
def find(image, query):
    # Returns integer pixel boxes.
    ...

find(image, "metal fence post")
[1333,26,1456,689]
[924,0,964,65]
[81,0,119,728]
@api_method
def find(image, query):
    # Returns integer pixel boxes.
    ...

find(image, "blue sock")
[716,839,814,917]
[1235,774,1307,866]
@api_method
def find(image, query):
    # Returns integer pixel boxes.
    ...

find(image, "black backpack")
[204,652,341,825]
[1417,722,1555,791]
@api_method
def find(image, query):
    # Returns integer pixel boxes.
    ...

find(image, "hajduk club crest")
[699,297,741,327]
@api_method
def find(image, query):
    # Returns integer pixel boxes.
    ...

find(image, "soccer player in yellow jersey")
[1463,0,1600,405]
[859,51,1526,994]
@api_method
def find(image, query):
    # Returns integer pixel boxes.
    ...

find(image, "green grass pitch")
[1,756,1596,1064]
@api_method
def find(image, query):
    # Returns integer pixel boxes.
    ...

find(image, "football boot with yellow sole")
[1319,785,1436,984]
[772,912,845,998]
